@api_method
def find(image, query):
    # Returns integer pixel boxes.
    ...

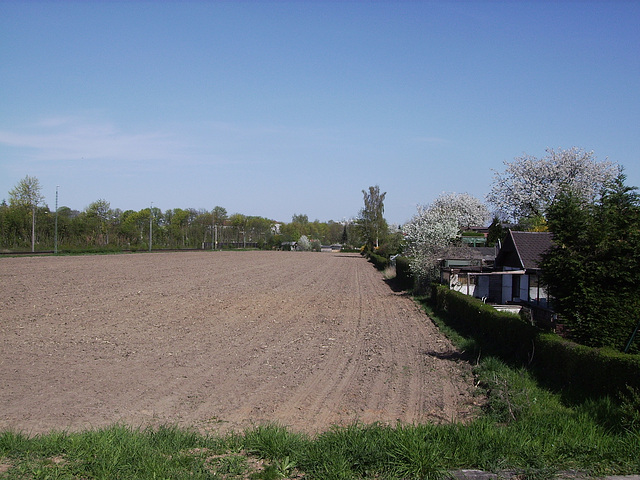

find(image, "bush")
[430,284,640,397]
[394,256,414,290]
[534,334,640,396]
[368,252,389,270]
[432,284,537,363]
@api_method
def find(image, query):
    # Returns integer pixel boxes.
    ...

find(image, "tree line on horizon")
[0,183,361,252]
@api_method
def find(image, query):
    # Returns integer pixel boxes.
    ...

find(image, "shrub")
[368,252,389,271]
[534,334,640,396]
[394,256,414,290]
[430,284,640,397]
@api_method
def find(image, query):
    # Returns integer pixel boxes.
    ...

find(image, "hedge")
[367,252,389,270]
[394,256,414,291]
[431,284,640,397]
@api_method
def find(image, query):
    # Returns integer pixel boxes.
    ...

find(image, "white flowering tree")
[403,193,490,282]
[487,147,620,222]
[297,235,311,251]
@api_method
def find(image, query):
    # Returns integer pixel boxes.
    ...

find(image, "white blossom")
[402,193,490,281]
[297,235,311,251]
[487,147,619,222]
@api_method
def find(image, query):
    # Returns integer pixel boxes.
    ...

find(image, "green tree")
[212,206,227,248]
[85,199,114,246]
[540,174,640,352]
[358,185,387,249]
[291,213,308,225]
[168,208,190,247]
[486,216,507,247]
[229,213,248,247]
[9,175,45,252]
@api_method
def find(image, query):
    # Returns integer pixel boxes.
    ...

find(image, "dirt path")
[0,251,476,435]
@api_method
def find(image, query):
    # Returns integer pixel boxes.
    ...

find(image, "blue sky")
[1,1,638,225]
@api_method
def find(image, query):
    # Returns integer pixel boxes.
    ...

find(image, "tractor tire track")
[0,251,476,435]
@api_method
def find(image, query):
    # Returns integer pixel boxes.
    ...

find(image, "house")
[440,229,556,326]
[440,247,497,297]
[493,230,553,307]
[280,241,297,251]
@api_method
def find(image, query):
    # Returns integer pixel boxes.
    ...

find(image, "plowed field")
[1,251,476,435]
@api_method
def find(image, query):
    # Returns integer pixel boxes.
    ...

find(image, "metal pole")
[54,186,59,254]
[149,202,153,252]
[624,318,640,353]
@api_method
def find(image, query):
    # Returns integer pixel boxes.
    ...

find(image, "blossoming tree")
[487,147,619,223]
[403,192,490,282]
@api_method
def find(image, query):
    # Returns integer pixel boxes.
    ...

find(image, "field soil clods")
[1,251,475,435]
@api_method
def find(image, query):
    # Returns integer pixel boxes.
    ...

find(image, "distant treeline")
[0,200,359,252]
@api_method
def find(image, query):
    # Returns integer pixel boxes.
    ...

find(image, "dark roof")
[496,230,553,270]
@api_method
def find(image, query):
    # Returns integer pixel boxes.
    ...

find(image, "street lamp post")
[149,202,153,252]
[54,185,59,254]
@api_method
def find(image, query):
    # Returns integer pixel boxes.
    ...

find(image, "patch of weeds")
[382,265,396,280]
[619,385,640,432]
[208,453,250,477]
[387,428,447,480]
[243,423,307,460]
[474,358,539,424]
[274,455,296,477]
[249,457,301,480]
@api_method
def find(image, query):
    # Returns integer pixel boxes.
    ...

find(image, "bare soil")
[0,251,477,435]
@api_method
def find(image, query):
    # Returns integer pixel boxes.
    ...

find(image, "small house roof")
[496,230,553,271]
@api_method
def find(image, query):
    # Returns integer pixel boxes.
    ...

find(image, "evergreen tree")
[541,174,640,353]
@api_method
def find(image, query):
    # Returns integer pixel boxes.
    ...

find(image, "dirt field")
[1,251,476,435]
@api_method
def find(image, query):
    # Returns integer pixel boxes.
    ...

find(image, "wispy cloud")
[0,115,339,172]
[0,116,190,166]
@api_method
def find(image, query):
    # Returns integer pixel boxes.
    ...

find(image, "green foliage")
[516,213,548,232]
[1,177,354,252]
[367,252,389,270]
[534,334,640,396]
[619,385,640,432]
[430,285,640,398]
[2,389,640,479]
[431,284,537,363]
[394,256,415,290]
[0,424,223,479]
[357,185,388,249]
[243,423,307,460]
[541,174,640,352]
[486,216,507,247]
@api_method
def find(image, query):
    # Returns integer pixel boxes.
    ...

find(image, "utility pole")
[54,186,59,254]
[149,202,153,252]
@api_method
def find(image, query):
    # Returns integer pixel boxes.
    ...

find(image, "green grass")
[2,308,639,479]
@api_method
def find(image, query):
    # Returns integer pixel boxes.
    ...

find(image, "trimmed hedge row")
[367,252,389,270]
[534,334,640,396]
[394,256,414,290]
[431,284,640,397]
